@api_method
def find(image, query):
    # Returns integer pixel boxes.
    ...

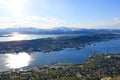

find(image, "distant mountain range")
[0,27,120,35]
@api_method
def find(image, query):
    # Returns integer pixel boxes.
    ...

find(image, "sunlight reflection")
[9,32,29,41]
[5,52,32,69]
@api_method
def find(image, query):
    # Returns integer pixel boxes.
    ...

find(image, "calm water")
[0,32,82,42]
[0,38,120,71]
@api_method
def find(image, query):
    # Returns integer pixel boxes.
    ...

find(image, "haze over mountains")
[0,27,120,35]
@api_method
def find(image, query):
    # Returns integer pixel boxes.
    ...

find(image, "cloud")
[114,17,120,22]
[0,22,57,29]
[26,16,40,21]
[0,17,15,23]
[42,17,64,24]
[24,16,65,28]
[68,17,120,29]
[0,16,120,29]
[26,16,64,24]
[0,16,65,29]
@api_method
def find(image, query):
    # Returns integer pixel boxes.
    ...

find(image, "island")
[0,33,120,53]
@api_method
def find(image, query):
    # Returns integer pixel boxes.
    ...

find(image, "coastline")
[0,53,120,80]
[0,33,120,54]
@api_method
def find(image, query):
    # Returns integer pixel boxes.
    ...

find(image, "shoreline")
[0,33,120,54]
[0,53,120,80]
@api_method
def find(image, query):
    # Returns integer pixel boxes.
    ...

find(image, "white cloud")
[26,16,40,21]
[0,16,65,29]
[0,17,14,23]
[114,17,120,22]
[68,17,119,29]
[0,16,120,29]
[26,16,64,24]
[42,17,64,24]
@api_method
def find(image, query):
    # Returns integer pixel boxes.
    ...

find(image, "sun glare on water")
[9,32,28,41]
[5,52,32,69]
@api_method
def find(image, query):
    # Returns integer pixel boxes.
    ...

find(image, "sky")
[0,0,120,29]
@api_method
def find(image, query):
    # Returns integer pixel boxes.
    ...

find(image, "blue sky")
[0,0,120,29]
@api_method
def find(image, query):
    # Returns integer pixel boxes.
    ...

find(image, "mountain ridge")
[0,27,120,34]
